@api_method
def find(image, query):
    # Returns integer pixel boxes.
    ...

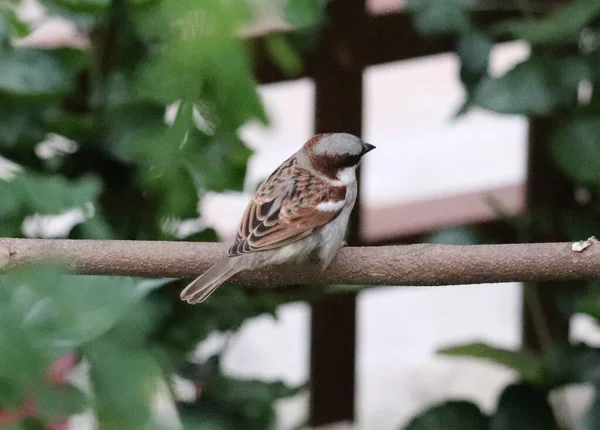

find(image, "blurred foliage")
[0,0,325,428]
[405,0,600,428]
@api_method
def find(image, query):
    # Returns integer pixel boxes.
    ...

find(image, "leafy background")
[0,0,324,428]
[3,0,600,429]
[403,0,600,429]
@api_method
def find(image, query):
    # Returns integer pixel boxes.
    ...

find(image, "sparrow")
[180,133,375,304]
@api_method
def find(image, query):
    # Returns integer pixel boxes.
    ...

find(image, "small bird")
[180,133,375,304]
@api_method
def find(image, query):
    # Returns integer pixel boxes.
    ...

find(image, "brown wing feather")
[228,158,347,256]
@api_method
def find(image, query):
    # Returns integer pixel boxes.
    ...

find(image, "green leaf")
[472,55,590,115]
[40,0,110,14]
[0,48,76,100]
[1,264,167,356]
[403,401,488,430]
[20,173,101,213]
[104,102,165,162]
[195,376,304,430]
[206,377,303,404]
[132,0,262,119]
[265,34,303,76]
[551,115,600,185]
[0,6,31,43]
[113,101,252,219]
[542,342,600,387]
[493,0,600,45]
[38,0,110,27]
[0,170,102,219]
[406,0,473,36]
[439,342,544,383]
[490,383,559,430]
[33,382,89,422]
[179,403,240,430]
[84,339,164,430]
[457,30,492,89]
[75,210,115,239]
[285,0,325,29]
[0,377,26,407]
[17,418,47,430]
[579,283,600,325]
[0,99,46,147]
[177,355,221,382]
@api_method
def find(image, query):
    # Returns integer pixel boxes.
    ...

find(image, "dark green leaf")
[285,0,325,29]
[19,418,47,430]
[403,401,488,430]
[84,339,163,430]
[493,0,600,45]
[0,170,102,219]
[112,101,252,219]
[457,30,492,89]
[206,377,303,404]
[40,0,110,14]
[406,0,473,36]
[104,102,165,161]
[33,383,89,422]
[542,342,600,387]
[0,100,46,147]
[439,342,544,383]
[75,211,115,239]
[579,283,600,325]
[19,173,101,213]
[551,115,600,184]
[1,264,167,356]
[265,34,303,76]
[197,376,304,429]
[590,48,600,105]
[472,55,590,115]
[0,6,31,43]
[179,403,240,430]
[38,0,110,27]
[490,383,559,430]
[0,377,25,407]
[0,48,75,100]
[561,212,600,242]
[178,355,221,382]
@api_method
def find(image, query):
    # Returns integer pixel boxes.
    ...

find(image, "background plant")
[403,0,600,428]
[0,0,325,428]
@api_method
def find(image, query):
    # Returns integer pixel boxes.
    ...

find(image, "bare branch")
[0,238,599,287]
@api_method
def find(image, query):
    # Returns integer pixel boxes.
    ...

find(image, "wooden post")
[523,116,575,348]
[309,0,366,426]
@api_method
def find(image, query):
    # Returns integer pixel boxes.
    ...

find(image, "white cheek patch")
[325,166,356,186]
[316,200,346,212]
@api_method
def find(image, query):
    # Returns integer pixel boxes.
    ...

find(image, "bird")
[180,133,375,304]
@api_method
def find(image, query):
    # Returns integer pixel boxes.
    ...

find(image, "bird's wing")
[228,157,348,256]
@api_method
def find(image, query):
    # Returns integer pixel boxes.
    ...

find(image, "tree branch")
[0,238,599,287]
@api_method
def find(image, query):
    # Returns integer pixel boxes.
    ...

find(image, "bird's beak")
[361,142,376,155]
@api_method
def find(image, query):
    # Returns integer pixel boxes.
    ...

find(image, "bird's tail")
[180,257,240,304]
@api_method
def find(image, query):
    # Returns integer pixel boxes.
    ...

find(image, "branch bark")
[1,238,600,287]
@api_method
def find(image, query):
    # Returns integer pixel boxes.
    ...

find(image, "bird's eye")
[337,154,361,168]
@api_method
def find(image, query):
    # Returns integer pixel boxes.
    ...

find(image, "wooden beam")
[252,10,520,84]
[361,184,525,244]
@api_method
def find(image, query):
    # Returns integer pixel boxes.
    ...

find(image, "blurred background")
[1,0,600,429]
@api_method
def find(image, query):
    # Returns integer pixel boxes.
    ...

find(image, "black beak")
[361,142,376,155]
